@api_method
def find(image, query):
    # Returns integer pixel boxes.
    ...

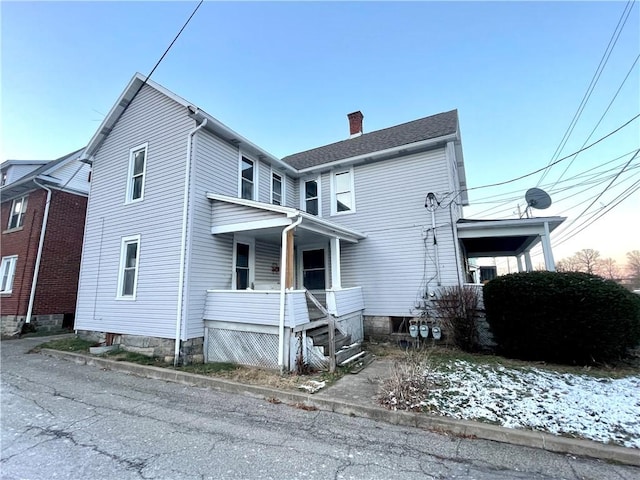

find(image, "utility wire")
[126,0,204,116]
[537,0,637,186]
[455,114,640,201]
[550,53,640,189]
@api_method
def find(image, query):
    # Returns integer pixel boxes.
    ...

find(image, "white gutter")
[26,179,52,324]
[278,215,302,373]
[296,133,458,174]
[174,118,208,366]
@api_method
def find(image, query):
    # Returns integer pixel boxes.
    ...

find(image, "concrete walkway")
[23,339,636,468]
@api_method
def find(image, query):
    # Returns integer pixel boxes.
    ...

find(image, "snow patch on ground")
[384,360,640,448]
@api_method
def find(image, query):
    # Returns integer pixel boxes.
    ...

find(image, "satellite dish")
[525,187,552,210]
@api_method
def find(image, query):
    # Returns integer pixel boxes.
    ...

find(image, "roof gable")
[282,110,459,170]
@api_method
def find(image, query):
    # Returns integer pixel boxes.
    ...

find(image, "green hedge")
[483,271,640,364]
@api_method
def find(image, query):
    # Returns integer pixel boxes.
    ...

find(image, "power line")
[550,53,640,189]
[457,114,640,199]
[537,0,637,186]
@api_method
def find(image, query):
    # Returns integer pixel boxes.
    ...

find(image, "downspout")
[174,117,208,366]
[278,215,302,373]
[26,179,52,324]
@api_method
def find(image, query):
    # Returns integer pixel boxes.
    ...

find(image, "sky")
[1,1,639,268]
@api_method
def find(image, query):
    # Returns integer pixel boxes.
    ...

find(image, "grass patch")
[176,362,239,375]
[104,350,169,366]
[32,337,94,353]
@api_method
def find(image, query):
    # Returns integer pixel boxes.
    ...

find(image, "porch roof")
[207,193,367,243]
[456,216,565,257]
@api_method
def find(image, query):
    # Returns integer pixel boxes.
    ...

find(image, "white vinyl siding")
[182,128,239,339]
[330,167,355,215]
[323,148,458,316]
[0,256,18,293]
[126,143,148,203]
[116,235,140,299]
[7,196,28,229]
[75,84,193,339]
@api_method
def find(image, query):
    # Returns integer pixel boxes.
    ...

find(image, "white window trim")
[300,175,322,216]
[238,153,258,201]
[125,143,148,204]
[7,196,28,230]
[330,167,356,216]
[270,169,284,206]
[116,234,141,300]
[0,255,18,294]
[232,236,255,290]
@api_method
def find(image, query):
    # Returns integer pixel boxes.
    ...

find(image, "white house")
[74,73,564,370]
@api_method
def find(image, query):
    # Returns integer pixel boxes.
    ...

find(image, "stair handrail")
[304,289,336,373]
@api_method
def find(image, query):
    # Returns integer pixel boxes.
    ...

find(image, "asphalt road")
[1,336,638,480]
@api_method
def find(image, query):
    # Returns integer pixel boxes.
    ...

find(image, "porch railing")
[326,286,365,317]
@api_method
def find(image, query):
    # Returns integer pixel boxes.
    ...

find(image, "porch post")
[330,237,342,289]
[286,230,295,288]
[541,221,556,271]
[516,255,524,272]
[524,251,533,271]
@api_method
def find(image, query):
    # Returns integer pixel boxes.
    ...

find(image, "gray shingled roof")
[282,109,458,170]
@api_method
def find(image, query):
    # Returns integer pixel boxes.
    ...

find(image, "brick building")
[0,150,90,335]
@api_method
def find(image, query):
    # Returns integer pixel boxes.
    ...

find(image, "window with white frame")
[117,235,140,299]
[126,144,147,203]
[8,196,28,229]
[233,238,254,290]
[0,256,18,293]
[303,178,320,216]
[240,156,255,200]
[331,168,355,215]
[271,172,283,205]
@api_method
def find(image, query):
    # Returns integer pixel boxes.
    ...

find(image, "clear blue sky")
[2,1,639,266]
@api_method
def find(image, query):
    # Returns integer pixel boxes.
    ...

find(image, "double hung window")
[271,172,283,205]
[8,196,28,229]
[0,256,17,293]
[240,157,254,200]
[127,144,147,203]
[117,235,140,299]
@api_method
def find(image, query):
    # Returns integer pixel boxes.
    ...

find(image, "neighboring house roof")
[0,148,85,201]
[281,110,459,170]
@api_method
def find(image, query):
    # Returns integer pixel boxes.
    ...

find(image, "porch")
[204,194,368,371]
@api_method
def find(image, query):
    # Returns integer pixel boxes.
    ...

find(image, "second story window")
[240,156,254,200]
[127,144,147,203]
[331,168,355,215]
[304,179,319,216]
[271,172,283,205]
[8,196,28,229]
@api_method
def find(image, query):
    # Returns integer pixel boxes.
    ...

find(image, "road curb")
[40,349,640,467]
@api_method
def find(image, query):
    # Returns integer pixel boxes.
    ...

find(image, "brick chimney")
[347,111,364,137]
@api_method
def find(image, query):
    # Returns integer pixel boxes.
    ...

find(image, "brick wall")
[33,190,87,316]
[0,189,46,317]
[1,188,87,330]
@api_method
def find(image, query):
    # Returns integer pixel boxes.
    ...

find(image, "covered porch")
[203,194,367,371]
[456,216,566,283]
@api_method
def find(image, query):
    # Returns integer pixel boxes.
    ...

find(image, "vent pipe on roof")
[348,111,364,138]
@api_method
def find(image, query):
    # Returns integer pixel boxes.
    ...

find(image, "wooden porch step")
[336,342,362,365]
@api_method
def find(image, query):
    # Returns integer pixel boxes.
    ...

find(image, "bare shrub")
[432,286,481,352]
[379,347,435,411]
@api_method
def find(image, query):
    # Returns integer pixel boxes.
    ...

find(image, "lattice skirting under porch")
[206,327,281,370]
